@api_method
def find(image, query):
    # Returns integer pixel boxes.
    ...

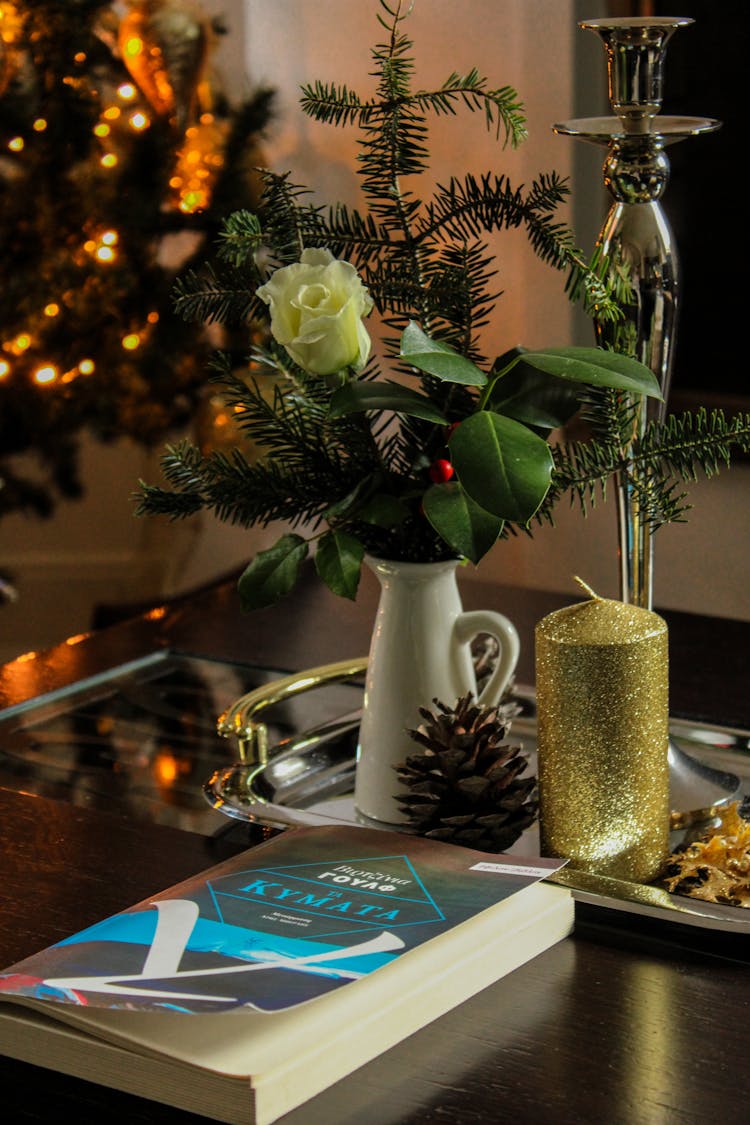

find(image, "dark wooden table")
[1,566,749,1124]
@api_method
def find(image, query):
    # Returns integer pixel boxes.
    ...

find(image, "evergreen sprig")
[548,406,750,528]
[136,0,746,610]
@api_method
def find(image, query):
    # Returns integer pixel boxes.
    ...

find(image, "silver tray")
[206,660,750,936]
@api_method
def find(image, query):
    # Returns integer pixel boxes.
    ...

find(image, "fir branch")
[299,81,374,127]
[256,171,328,264]
[216,210,264,270]
[172,262,259,326]
[546,408,750,530]
[411,71,526,147]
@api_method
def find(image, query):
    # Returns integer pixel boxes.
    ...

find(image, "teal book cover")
[0,826,565,1016]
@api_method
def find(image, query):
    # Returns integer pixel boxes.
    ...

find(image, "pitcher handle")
[453,610,520,705]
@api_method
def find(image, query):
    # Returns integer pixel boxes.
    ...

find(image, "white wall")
[1,0,747,664]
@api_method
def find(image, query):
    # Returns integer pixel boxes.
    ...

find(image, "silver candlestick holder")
[554,16,738,822]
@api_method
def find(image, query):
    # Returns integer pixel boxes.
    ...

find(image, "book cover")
[0,825,573,1123]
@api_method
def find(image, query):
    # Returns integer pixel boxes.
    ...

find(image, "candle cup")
[535,587,669,883]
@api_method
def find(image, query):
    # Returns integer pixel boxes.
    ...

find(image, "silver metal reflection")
[554,17,736,818]
[554,16,719,607]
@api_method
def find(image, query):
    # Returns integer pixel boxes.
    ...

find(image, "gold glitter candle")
[535,581,669,883]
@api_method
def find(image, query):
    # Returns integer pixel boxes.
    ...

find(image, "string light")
[33,119,47,132]
[128,111,150,131]
[13,333,31,352]
[33,365,58,386]
[44,303,60,317]
[100,153,118,169]
[0,360,9,379]
[171,116,227,214]
[84,229,119,264]
[8,136,24,152]
[117,83,137,100]
[122,333,140,350]
[78,359,95,375]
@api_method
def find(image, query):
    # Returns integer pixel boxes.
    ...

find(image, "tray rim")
[205,679,750,937]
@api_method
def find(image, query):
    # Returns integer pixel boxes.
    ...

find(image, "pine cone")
[396,693,537,853]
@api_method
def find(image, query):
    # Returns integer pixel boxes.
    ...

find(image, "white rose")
[256,248,374,376]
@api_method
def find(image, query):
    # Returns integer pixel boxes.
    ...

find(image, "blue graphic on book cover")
[0,826,563,1014]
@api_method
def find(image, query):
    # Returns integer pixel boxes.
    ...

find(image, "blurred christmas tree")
[0,0,273,519]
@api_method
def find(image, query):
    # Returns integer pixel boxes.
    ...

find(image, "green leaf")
[519,347,663,399]
[324,474,383,521]
[238,534,309,611]
[423,482,504,563]
[450,412,553,522]
[330,379,448,423]
[357,493,409,528]
[314,530,365,600]
[488,348,581,431]
[400,321,487,385]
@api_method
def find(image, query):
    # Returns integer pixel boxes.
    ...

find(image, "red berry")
[429,458,455,484]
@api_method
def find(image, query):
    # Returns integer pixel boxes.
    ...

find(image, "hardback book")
[0,824,573,1124]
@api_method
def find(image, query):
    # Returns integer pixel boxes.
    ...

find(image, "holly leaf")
[330,379,448,423]
[324,473,383,520]
[400,321,487,385]
[238,534,308,611]
[518,347,663,399]
[488,348,582,431]
[450,411,553,522]
[357,493,409,528]
[314,529,365,600]
[423,481,504,564]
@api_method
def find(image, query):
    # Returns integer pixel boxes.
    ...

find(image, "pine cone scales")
[396,693,537,852]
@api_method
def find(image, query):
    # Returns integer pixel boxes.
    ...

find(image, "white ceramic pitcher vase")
[354,556,520,824]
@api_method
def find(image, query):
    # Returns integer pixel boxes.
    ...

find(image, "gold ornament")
[118,0,210,130]
[535,578,669,883]
[662,802,750,907]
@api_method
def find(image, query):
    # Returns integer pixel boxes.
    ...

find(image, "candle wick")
[573,575,602,601]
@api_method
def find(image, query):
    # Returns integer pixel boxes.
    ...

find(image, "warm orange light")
[94,123,110,137]
[74,51,86,64]
[153,751,185,786]
[83,239,96,253]
[78,359,95,374]
[103,106,121,121]
[128,111,150,130]
[65,633,89,646]
[117,83,137,100]
[101,230,118,245]
[0,360,9,378]
[180,190,208,213]
[33,118,47,132]
[122,333,140,350]
[100,153,118,168]
[33,365,58,385]
[44,303,60,317]
[95,246,115,262]
[8,136,24,152]
[14,333,31,351]
[146,311,159,324]
[123,35,143,58]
